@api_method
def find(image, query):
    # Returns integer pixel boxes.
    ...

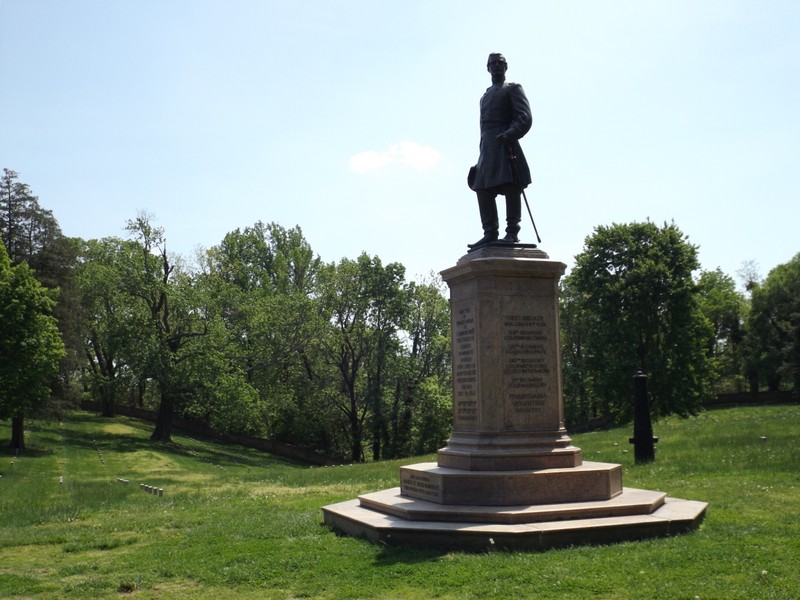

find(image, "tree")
[0,168,70,286]
[206,221,319,295]
[559,277,595,427]
[315,254,408,461]
[744,253,800,393]
[696,268,746,393]
[384,278,451,458]
[0,243,65,449]
[121,214,209,442]
[201,224,452,460]
[360,255,406,461]
[200,222,331,444]
[564,221,713,423]
[74,237,141,416]
[317,256,375,462]
[1,168,50,266]
[1,168,82,407]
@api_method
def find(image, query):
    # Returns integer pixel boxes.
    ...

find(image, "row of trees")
[76,218,452,461]
[560,220,799,426]
[2,168,798,455]
[1,169,451,456]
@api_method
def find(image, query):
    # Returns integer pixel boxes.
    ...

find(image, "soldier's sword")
[506,145,542,244]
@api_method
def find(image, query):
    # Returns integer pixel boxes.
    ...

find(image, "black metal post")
[629,371,658,463]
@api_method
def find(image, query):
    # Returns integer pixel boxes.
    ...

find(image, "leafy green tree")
[315,254,406,461]
[564,221,713,422]
[0,243,65,449]
[384,278,451,458]
[206,221,319,294]
[317,256,375,462]
[1,168,57,268]
[1,169,82,406]
[696,268,747,393]
[559,277,595,427]
[121,215,210,442]
[0,168,76,296]
[74,237,141,416]
[313,255,453,461]
[176,311,262,436]
[203,224,452,460]
[360,255,406,460]
[744,253,800,392]
[201,222,329,444]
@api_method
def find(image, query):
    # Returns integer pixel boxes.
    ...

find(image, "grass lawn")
[0,405,798,599]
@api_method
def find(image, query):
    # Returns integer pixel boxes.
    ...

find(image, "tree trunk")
[100,384,115,417]
[349,400,362,462]
[150,391,174,442]
[136,379,146,408]
[369,346,386,461]
[101,397,115,417]
[10,414,25,450]
[371,406,382,461]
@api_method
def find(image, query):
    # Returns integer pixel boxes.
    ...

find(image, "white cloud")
[350,141,441,174]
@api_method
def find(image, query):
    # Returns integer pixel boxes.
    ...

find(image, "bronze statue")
[468,53,534,249]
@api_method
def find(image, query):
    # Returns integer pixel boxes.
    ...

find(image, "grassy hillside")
[1,405,798,599]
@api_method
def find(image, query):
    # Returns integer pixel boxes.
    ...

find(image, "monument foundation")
[323,247,706,550]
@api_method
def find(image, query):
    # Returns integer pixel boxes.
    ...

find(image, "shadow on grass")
[61,411,302,471]
[0,445,55,459]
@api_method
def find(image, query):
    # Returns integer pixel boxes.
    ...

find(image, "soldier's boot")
[501,193,522,243]
[468,193,499,248]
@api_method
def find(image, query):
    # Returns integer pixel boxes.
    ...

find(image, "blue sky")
[1,1,798,285]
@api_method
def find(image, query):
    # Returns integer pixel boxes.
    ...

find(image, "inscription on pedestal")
[400,470,442,502]
[454,306,478,425]
[503,314,549,423]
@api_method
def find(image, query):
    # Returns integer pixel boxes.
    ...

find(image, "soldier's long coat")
[469,81,532,193]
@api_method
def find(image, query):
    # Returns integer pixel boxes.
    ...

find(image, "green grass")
[1,406,798,599]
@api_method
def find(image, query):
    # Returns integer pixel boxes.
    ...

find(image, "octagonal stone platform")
[323,489,707,551]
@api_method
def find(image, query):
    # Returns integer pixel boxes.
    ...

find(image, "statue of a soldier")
[468,53,533,249]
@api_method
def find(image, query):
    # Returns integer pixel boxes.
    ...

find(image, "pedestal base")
[400,461,621,506]
[322,488,707,552]
[438,431,583,471]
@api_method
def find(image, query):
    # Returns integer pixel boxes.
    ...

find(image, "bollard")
[629,371,658,463]
[158,488,164,497]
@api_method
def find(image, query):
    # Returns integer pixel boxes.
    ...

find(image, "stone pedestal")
[399,247,619,507]
[439,248,580,471]
[323,247,707,550]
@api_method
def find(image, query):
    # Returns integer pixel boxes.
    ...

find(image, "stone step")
[322,492,708,551]
[359,486,666,524]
